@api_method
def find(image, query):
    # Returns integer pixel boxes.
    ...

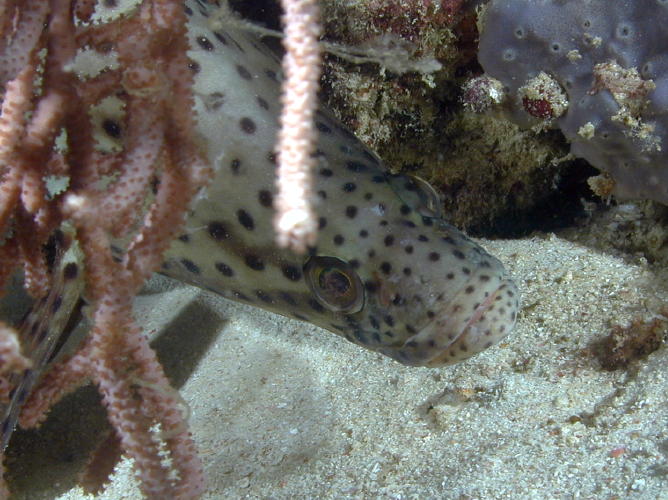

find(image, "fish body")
[1,0,519,451]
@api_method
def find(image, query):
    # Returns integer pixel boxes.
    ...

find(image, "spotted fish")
[159,0,520,367]
[1,0,519,450]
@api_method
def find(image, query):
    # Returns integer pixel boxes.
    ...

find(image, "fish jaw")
[390,273,519,367]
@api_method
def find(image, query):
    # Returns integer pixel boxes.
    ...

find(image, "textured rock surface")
[478,0,668,204]
[317,0,577,232]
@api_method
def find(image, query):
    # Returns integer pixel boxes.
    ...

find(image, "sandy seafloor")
[5,232,668,499]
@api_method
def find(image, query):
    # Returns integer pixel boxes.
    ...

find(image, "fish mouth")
[380,275,520,367]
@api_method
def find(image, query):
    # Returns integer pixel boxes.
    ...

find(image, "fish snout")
[383,271,519,367]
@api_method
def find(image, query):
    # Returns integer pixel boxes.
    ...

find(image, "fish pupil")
[319,268,350,296]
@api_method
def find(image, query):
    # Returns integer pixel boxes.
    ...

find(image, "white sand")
[7,233,668,499]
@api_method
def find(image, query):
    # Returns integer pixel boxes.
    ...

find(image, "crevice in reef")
[467,159,601,239]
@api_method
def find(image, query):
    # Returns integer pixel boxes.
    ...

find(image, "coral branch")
[0,0,209,497]
[274,0,322,253]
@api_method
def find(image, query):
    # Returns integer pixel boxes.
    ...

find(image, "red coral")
[522,96,554,119]
[367,0,464,43]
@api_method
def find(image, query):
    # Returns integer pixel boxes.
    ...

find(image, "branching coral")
[0,0,210,496]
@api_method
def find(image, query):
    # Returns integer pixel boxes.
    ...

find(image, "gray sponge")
[477,0,668,204]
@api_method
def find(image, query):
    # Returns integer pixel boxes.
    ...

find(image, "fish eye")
[304,256,364,313]
[388,174,443,219]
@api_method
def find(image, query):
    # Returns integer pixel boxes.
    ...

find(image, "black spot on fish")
[188,60,200,73]
[215,262,234,277]
[232,290,251,302]
[237,209,255,230]
[346,161,367,172]
[208,221,230,240]
[255,290,273,304]
[345,206,357,218]
[63,262,78,280]
[258,190,273,208]
[102,119,121,138]
[279,291,297,306]
[181,259,200,274]
[380,262,392,275]
[244,254,265,271]
[333,234,344,246]
[281,264,302,282]
[240,117,256,134]
[257,96,269,110]
[196,36,214,51]
[343,182,356,193]
[236,64,252,80]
